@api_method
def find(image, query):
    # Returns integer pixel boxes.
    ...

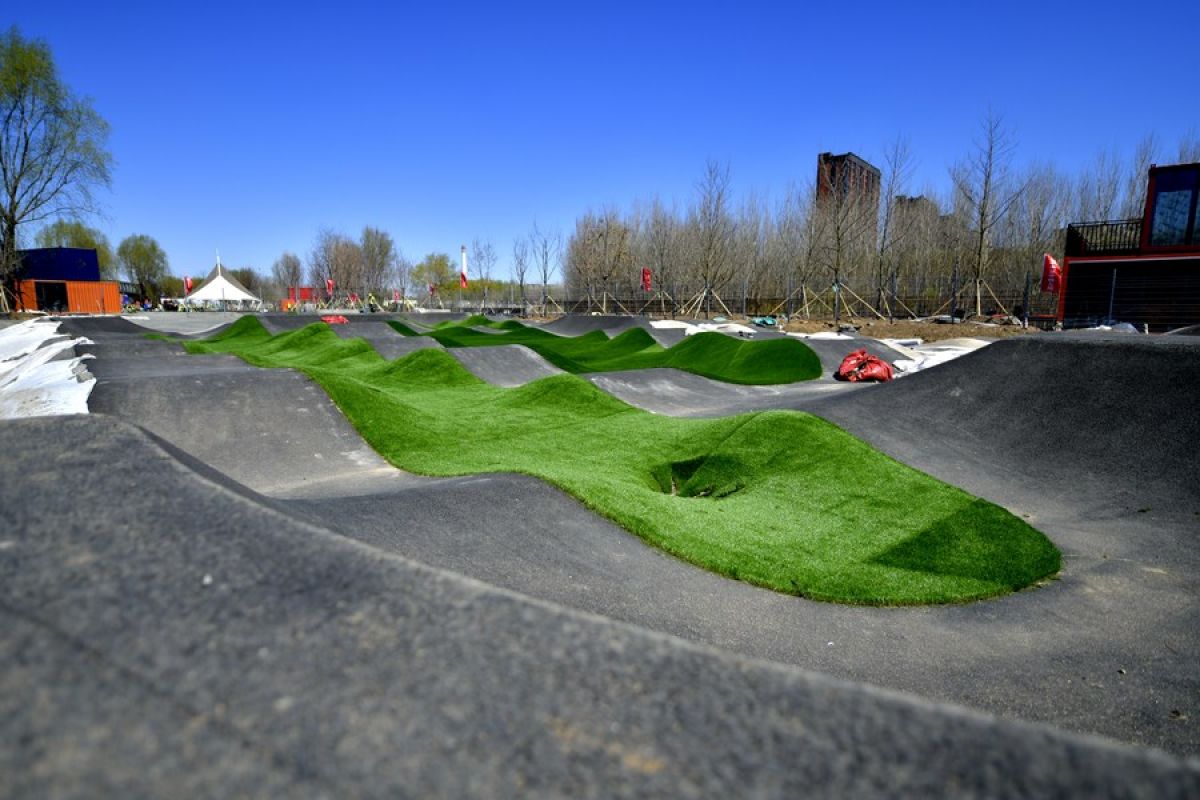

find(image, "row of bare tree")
[563,115,1200,318]
[265,226,408,301]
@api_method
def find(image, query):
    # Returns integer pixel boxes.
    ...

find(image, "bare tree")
[1119,134,1158,219]
[395,250,412,301]
[641,197,681,300]
[732,193,768,313]
[773,183,819,314]
[272,251,303,303]
[308,228,363,298]
[511,236,530,313]
[811,159,877,323]
[1176,129,1200,163]
[950,110,1028,316]
[1074,148,1122,222]
[876,136,915,315]
[470,237,497,309]
[230,267,265,297]
[1002,162,1070,296]
[530,222,560,313]
[690,160,737,315]
[570,208,633,311]
[890,188,944,314]
[360,226,398,297]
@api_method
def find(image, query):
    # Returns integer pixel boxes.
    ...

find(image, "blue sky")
[8,0,1197,279]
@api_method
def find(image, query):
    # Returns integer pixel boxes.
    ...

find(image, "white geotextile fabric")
[0,319,95,419]
[650,320,757,337]
[788,331,854,340]
[882,337,991,376]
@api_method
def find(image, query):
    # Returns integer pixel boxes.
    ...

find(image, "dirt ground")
[780,317,1043,342]
[523,312,1046,343]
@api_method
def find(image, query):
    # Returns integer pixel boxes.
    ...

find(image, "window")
[1148,167,1199,247]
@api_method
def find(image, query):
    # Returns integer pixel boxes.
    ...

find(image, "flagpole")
[460,245,468,312]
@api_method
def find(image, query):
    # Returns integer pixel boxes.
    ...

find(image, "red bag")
[835,349,894,382]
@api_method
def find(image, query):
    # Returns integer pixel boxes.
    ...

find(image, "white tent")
[182,263,262,309]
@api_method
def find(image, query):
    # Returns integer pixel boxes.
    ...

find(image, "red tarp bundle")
[835,349,894,382]
[321,315,349,325]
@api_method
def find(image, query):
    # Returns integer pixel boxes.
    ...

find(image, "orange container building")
[12,247,123,314]
[16,279,122,314]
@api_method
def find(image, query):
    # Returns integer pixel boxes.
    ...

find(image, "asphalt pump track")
[2,312,1197,796]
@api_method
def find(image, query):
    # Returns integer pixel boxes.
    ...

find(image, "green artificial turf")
[386,315,822,384]
[186,317,1061,605]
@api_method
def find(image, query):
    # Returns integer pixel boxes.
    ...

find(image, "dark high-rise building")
[816,152,881,249]
[816,152,881,211]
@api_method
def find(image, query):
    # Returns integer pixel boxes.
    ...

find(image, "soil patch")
[783,318,1043,342]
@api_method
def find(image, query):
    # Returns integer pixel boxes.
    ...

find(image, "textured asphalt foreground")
[57,316,1200,757]
[5,314,1194,792]
[3,415,1198,798]
[59,316,1200,758]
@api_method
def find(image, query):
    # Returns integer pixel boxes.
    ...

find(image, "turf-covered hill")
[185,317,1061,606]
[388,315,822,384]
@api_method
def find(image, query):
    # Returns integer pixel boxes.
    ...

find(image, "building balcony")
[1064,219,1143,257]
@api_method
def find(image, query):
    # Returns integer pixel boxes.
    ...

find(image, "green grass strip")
[187,317,1061,605]
[387,316,822,384]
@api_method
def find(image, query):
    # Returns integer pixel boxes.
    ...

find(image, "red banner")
[184,276,192,294]
[326,278,335,296]
[641,267,652,292]
[393,290,401,302]
[459,271,468,289]
[1041,253,1062,293]
[428,284,436,296]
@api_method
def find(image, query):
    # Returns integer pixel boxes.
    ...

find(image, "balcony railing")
[1065,219,1143,257]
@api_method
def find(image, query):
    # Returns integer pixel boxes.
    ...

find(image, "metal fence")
[542,280,1060,323]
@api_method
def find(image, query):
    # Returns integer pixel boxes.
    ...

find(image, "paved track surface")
[587,368,860,415]
[449,344,565,386]
[63,316,1200,755]
[76,323,429,499]
[7,416,1197,797]
[7,314,1196,791]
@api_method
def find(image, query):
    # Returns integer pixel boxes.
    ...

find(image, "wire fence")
[491,280,1063,326]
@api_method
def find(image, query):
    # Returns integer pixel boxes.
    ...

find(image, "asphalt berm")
[2,312,1197,796]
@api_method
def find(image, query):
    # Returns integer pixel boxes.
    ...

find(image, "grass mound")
[186,318,1061,605]
[387,318,821,384]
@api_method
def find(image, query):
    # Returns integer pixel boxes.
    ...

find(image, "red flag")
[184,276,193,294]
[641,267,652,292]
[459,271,468,289]
[1041,253,1062,293]
[393,290,401,302]
[326,278,335,296]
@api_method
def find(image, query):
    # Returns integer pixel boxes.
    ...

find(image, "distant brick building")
[816,152,881,248]
[816,152,881,211]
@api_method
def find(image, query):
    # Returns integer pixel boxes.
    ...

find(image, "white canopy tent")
[182,263,262,309]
